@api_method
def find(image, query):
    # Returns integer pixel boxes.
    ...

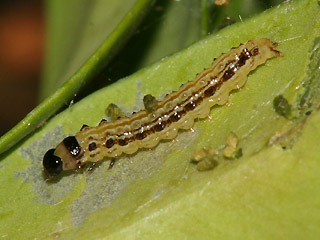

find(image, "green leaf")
[1,0,320,239]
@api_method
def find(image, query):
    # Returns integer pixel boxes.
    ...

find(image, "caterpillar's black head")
[43,148,63,176]
[43,136,83,177]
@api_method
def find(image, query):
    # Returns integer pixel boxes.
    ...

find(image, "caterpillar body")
[43,38,281,176]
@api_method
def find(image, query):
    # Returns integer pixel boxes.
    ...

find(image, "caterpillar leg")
[108,158,116,169]
[83,158,116,173]
[88,162,97,172]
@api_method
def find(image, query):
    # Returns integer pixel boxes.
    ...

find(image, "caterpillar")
[43,38,282,176]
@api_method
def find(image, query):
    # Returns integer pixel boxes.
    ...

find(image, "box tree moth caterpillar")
[43,38,281,176]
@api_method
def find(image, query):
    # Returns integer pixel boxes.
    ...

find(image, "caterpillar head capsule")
[43,136,83,176]
[43,148,63,176]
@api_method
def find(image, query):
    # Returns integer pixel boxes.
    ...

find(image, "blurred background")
[0,0,44,136]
